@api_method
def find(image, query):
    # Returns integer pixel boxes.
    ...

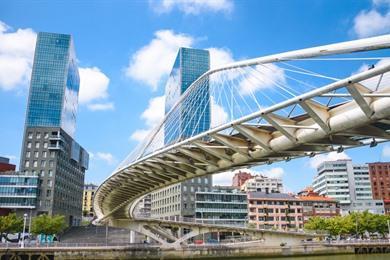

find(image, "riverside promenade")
[0,241,389,259]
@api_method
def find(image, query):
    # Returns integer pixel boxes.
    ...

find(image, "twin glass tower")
[151,48,212,219]
[164,47,210,145]
[20,32,88,226]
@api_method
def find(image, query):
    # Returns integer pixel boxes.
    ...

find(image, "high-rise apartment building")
[151,48,212,219]
[19,32,89,226]
[82,184,97,218]
[241,175,283,193]
[368,162,390,214]
[313,159,384,215]
[232,170,253,188]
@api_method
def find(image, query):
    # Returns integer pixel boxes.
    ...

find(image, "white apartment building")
[241,175,283,193]
[313,159,384,215]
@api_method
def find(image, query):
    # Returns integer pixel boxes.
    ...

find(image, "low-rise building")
[248,192,303,230]
[195,186,247,226]
[0,157,16,173]
[241,175,283,193]
[232,170,253,188]
[82,184,97,218]
[0,171,38,216]
[297,187,340,223]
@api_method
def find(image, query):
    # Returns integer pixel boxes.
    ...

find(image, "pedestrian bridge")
[93,35,390,244]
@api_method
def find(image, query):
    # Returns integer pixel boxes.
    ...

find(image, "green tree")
[31,215,67,235]
[304,216,327,231]
[0,213,24,242]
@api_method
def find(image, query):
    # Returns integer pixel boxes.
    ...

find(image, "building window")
[44,132,49,139]
[49,161,54,167]
[47,190,51,197]
[43,142,48,148]
[41,160,46,167]
[26,151,31,158]
[25,161,30,167]
[27,142,32,148]
[47,180,52,187]
[40,170,45,177]
[48,170,53,177]
[205,178,208,184]
[34,151,39,158]
[50,152,55,158]
[28,132,33,139]
[35,142,40,149]
[198,178,201,184]
[33,161,38,167]
[36,133,41,139]
[43,151,47,158]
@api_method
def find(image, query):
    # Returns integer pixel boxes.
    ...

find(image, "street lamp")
[21,213,27,248]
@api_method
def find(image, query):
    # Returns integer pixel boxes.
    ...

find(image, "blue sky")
[1,0,390,192]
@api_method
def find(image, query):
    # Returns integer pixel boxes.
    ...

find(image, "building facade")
[0,171,38,216]
[19,32,89,226]
[232,170,253,188]
[82,184,97,218]
[297,187,340,223]
[247,192,303,230]
[368,162,390,214]
[164,47,210,145]
[195,186,247,226]
[241,175,283,193]
[313,159,381,215]
[150,176,212,219]
[151,48,212,219]
[0,157,16,173]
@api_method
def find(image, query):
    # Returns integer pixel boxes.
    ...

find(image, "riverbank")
[0,242,389,259]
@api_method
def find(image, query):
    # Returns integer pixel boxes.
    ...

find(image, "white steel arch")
[94,35,390,226]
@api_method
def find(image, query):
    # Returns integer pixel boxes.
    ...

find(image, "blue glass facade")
[26,32,80,137]
[164,48,210,145]
[0,173,38,208]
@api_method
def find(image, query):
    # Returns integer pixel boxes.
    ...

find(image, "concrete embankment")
[0,244,361,259]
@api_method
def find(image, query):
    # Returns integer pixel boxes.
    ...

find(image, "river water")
[249,255,388,260]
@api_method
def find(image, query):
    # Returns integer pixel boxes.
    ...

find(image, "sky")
[1,0,390,192]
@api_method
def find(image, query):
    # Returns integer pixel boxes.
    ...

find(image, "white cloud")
[309,151,350,169]
[95,152,117,165]
[239,64,286,95]
[207,47,234,69]
[353,8,390,38]
[0,21,113,111]
[130,95,165,142]
[87,102,115,111]
[125,30,194,90]
[210,96,229,128]
[373,0,390,6]
[151,0,233,15]
[79,67,110,104]
[382,145,390,158]
[213,171,235,186]
[256,167,284,179]
[0,21,36,91]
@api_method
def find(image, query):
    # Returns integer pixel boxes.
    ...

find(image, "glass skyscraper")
[164,47,210,145]
[20,32,88,226]
[150,48,212,223]
[26,32,79,137]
